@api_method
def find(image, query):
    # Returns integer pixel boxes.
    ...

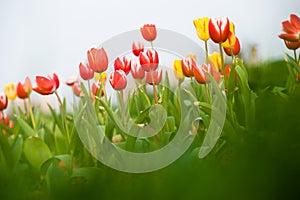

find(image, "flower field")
[0,14,300,200]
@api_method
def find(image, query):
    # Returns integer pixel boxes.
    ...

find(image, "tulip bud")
[139,49,159,72]
[109,70,127,91]
[140,24,157,42]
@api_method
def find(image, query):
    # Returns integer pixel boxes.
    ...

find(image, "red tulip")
[92,82,105,96]
[278,14,300,42]
[208,17,230,43]
[224,36,241,56]
[139,49,159,72]
[17,77,32,99]
[66,77,82,97]
[79,62,94,80]
[181,58,196,77]
[145,69,162,85]
[114,56,131,75]
[0,93,8,111]
[87,47,108,73]
[140,24,157,42]
[284,40,300,50]
[193,64,211,84]
[132,41,144,56]
[109,70,127,90]
[33,73,59,95]
[131,62,145,79]
[0,112,9,126]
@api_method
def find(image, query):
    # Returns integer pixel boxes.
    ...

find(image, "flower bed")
[0,14,300,199]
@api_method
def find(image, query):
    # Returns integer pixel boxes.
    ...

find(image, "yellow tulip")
[209,52,223,72]
[94,72,107,85]
[222,22,236,48]
[193,17,210,41]
[173,60,184,80]
[187,54,197,62]
[4,83,17,100]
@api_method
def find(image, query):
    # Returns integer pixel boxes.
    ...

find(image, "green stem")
[150,70,158,104]
[294,49,298,64]
[150,41,154,50]
[230,48,236,64]
[54,91,71,152]
[120,89,126,126]
[28,97,36,130]
[88,79,91,97]
[204,40,209,64]
[219,43,225,73]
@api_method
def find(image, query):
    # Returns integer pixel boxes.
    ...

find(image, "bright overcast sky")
[0,0,299,106]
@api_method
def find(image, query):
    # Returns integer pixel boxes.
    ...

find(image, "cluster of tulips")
[278,14,300,83]
[0,16,243,133]
[173,16,241,86]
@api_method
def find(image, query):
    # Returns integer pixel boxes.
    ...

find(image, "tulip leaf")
[11,134,23,170]
[15,117,36,137]
[286,53,300,73]
[23,136,52,171]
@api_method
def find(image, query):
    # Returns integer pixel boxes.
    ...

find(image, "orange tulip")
[17,77,32,99]
[87,47,109,73]
[278,14,300,42]
[33,73,59,95]
[181,58,196,77]
[140,24,157,42]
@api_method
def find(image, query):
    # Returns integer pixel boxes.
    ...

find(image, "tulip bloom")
[92,82,105,97]
[66,77,82,97]
[109,70,127,91]
[132,41,144,56]
[193,17,210,41]
[17,77,32,99]
[33,73,60,95]
[222,22,236,48]
[114,56,131,75]
[140,24,157,42]
[94,72,107,86]
[131,62,145,79]
[173,60,184,80]
[209,52,223,72]
[193,64,210,84]
[224,36,241,56]
[278,14,300,42]
[181,58,196,77]
[139,49,159,72]
[87,47,109,73]
[145,69,162,85]
[4,83,17,100]
[0,93,8,111]
[79,62,94,80]
[284,40,300,50]
[209,17,230,43]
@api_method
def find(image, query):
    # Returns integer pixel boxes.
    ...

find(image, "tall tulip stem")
[28,97,36,130]
[219,43,225,71]
[54,91,71,150]
[204,40,209,64]
[87,79,91,97]
[294,49,298,64]
[150,70,158,104]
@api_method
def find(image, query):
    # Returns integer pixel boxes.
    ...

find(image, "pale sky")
[0,0,299,108]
